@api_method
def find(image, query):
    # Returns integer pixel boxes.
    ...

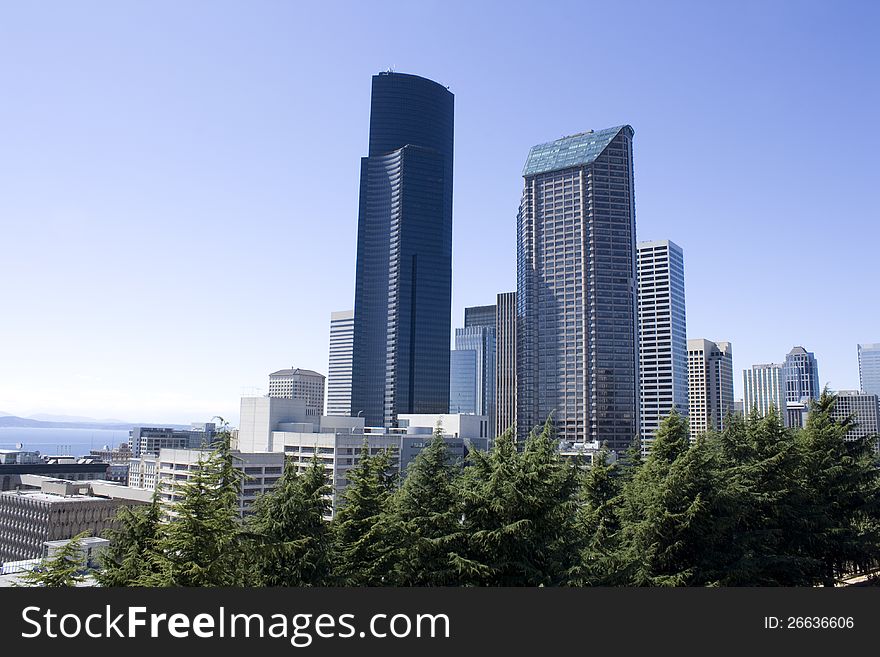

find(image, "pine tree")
[333,442,398,585]
[705,408,816,585]
[18,532,90,587]
[96,491,163,587]
[144,429,247,586]
[615,410,717,586]
[384,426,463,586]
[245,456,333,586]
[796,390,880,585]
[570,447,623,585]
[450,419,581,586]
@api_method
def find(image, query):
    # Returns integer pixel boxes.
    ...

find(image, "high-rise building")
[449,349,477,414]
[268,368,325,417]
[687,339,734,435]
[637,240,688,450]
[743,363,787,421]
[517,126,639,450]
[783,346,820,403]
[831,391,880,446]
[495,291,517,438]
[858,343,880,396]
[350,72,454,428]
[327,310,354,416]
[449,305,496,424]
[464,305,496,330]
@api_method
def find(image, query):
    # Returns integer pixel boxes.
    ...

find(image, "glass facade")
[326,310,354,416]
[782,346,820,404]
[351,72,454,427]
[516,126,639,451]
[449,350,477,414]
[495,292,517,438]
[452,323,496,422]
[859,343,880,396]
[743,363,786,420]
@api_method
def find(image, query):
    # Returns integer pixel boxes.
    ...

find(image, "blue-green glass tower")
[517,126,639,451]
[351,72,454,427]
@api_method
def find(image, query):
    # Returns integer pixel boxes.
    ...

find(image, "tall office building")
[465,305,496,330]
[517,126,639,450]
[449,350,477,414]
[449,305,496,424]
[637,240,688,450]
[858,343,880,396]
[268,368,325,417]
[350,72,454,428]
[495,291,517,437]
[326,310,354,416]
[783,346,820,403]
[743,363,787,421]
[687,339,734,435]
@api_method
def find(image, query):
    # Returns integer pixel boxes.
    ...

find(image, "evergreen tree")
[96,491,163,587]
[18,532,90,587]
[450,419,581,586]
[796,390,880,585]
[333,442,398,585]
[144,428,248,586]
[245,456,333,586]
[615,410,717,586]
[384,426,463,586]
[705,408,816,585]
[570,447,623,585]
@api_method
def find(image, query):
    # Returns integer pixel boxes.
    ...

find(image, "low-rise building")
[0,449,110,492]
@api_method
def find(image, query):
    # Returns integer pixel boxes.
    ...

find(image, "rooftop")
[523,125,631,177]
[269,368,325,379]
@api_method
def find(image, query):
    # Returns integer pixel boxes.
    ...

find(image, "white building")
[687,339,734,435]
[833,391,880,446]
[743,363,787,422]
[326,310,354,416]
[637,240,688,452]
[268,368,325,417]
[128,448,285,517]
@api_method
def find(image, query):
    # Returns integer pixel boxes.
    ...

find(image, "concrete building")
[0,476,149,563]
[517,126,639,450]
[743,363,787,422]
[558,440,618,467]
[832,391,880,446]
[268,368,325,418]
[0,449,109,492]
[133,448,285,517]
[495,291,517,437]
[687,339,734,435]
[637,240,688,451]
[129,423,216,458]
[351,72,454,428]
[327,310,354,416]
[858,344,880,396]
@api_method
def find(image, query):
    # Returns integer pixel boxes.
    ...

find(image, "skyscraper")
[783,346,820,403]
[326,310,354,416]
[449,308,496,423]
[449,350,477,414]
[687,339,734,435]
[743,363,787,421]
[495,291,517,438]
[832,391,880,446]
[350,72,454,427]
[858,343,880,396]
[517,126,639,450]
[637,240,688,451]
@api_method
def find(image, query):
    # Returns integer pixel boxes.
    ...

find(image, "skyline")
[1,1,878,425]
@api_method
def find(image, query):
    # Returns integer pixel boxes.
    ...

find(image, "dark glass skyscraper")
[351,72,454,427]
[517,126,639,451]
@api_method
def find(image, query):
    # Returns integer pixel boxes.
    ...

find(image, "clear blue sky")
[0,1,877,425]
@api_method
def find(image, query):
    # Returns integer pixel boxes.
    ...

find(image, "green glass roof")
[522,125,630,177]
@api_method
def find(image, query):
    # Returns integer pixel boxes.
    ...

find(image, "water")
[0,427,131,456]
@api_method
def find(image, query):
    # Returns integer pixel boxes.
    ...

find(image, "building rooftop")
[269,368,325,379]
[523,125,631,177]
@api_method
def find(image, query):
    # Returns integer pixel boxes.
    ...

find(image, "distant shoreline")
[0,415,189,431]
